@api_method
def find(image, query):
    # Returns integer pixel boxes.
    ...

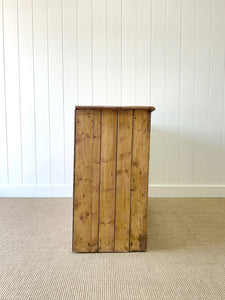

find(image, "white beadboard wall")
[0,0,225,197]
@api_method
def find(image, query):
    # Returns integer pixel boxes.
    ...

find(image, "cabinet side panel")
[99,110,117,252]
[73,109,93,252]
[130,110,150,251]
[115,110,133,252]
[91,110,101,252]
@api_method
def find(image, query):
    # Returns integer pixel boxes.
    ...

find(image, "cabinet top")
[75,106,156,112]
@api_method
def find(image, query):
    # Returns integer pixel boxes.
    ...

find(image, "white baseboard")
[148,185,225,197]
[0,185,73,198]
[0,185,224,198]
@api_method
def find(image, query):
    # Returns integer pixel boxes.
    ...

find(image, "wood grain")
[73,109,93,252]
[90,110,101,252]
[115,110,133,252]
[130,110,150,251]
[73,107,153,253]
[99,110,117,252]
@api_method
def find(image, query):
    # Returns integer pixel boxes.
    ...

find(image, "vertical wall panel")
[47,0,64,184]
[149,0,166,185]
[77,0,92,105]
[0,0,8,185]
[92,0,106,106]
[178,0,196,184]
[107,0,122,106]
[207,0,225,185]
[164,0,181,184]
[1,0,225,195]
[33,0,50,185]
[18,0,36,184]
[3,0,22,185]
[193,0,211,185]
[136,0,151,106]
[121,0,136,106]
[63,0,77,185]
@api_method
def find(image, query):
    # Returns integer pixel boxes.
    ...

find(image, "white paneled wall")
[0,0,225,197]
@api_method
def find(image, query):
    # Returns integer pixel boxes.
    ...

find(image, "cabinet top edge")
[75,106,156,112]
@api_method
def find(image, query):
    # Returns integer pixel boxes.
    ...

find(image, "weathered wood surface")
[98,110,117,252]
[90,110,101,252]
[130,110,151,251]
[76,106,155,112]
[73,107,153,253]
[73,109,94,252]
[115,110,133,252]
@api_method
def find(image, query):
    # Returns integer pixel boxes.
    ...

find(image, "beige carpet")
[0,197,225,300]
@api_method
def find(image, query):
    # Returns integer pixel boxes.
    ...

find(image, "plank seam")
[120,0,122,105]
[177,0,182,185]
[135,0,137,105]
[16,0,23,184]
[91,0,93,105]
[206,0,212,185]
[97,109,102,252]
[31,0,38,185]
[76,0,79,105]
[114,110,118,252]
[149,0,152,105]
[105,0,108,105]
[46,0,51,184]
[91,110,94,251]
[129,110,134,252]
[192,0,198,185]
[163,0,168,184]
[61,0,66,185]
[1,0,9,185]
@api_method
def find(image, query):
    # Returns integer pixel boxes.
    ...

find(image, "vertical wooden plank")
[149,0,166,185]
[77,0,92,105]
[136,0,151,106]
[18,0,36,184]
[3,0,22,185]
[207,0,225,185]
[115,110,132,252]
[0,0,8,185]
[130,110,150,251]
[99,110,117,252]
[92,0,106,106]
[90,110,101,252]
[63,0,77,185]
[33,0,51,185]
[121,0,136,106]
[179,0,195,184]
[164,0,181,184]
[193,0,210,185]
[107,0,122,106]
[47,0,64,184]
[73,109,93,252]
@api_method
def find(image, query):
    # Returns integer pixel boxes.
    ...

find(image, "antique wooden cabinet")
[72,106,155,253]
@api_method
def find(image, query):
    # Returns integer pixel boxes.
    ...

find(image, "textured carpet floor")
[0,197,225,300]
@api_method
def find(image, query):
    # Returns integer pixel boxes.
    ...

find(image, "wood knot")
[80,212,89,223]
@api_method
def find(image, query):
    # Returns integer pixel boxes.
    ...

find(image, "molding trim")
[0,185,73,198]
[0,185,225,198]
[148,185,225,197]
